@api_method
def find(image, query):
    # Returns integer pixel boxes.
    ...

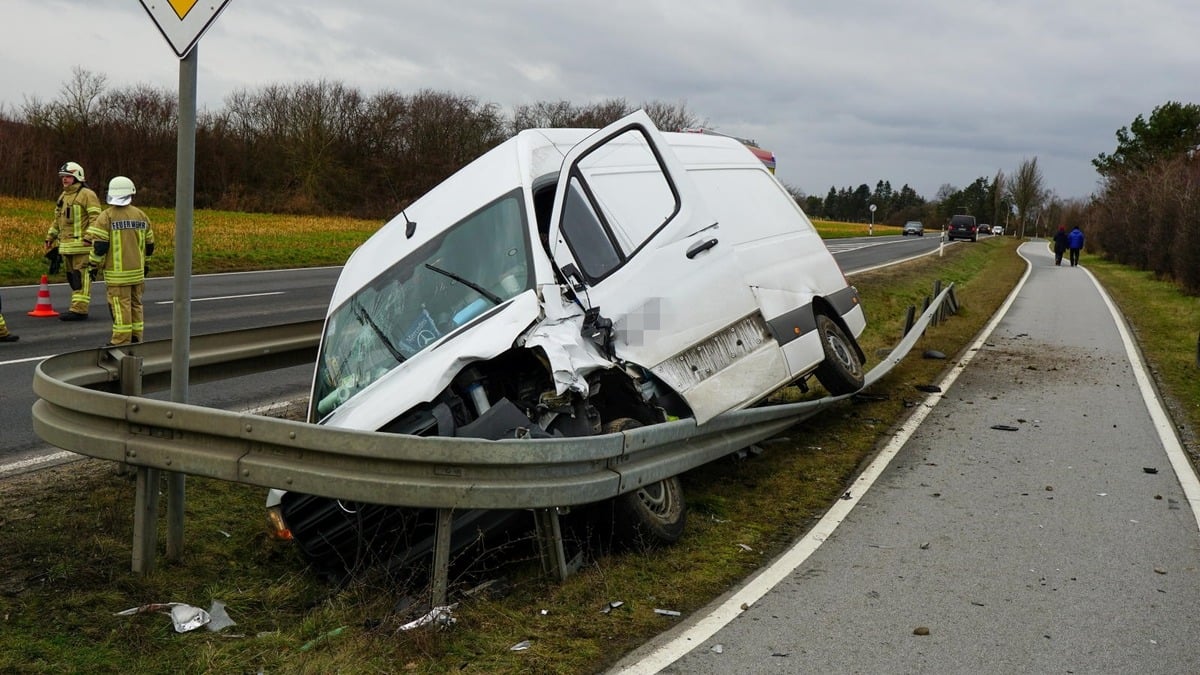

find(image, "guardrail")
[32,284,956,604]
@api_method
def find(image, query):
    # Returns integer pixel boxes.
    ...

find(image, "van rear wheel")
[813,313,865,395]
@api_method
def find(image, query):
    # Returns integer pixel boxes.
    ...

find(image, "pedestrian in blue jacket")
[1067,226,1085,267]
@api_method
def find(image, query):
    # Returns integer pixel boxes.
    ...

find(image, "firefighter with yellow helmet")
[86,176,154,346]
[45,161,103,320]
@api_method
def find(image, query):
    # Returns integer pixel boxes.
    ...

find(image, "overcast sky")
[4,1,1196,201]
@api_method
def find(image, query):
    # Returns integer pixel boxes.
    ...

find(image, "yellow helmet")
[58,161,85,182]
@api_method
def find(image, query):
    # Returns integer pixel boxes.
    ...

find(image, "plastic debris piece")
[114,602,211,633]
[601,600,625,614]
[299,625,346,651]
[1154,567,1167,575]
[711,644,724,654]
[170,604,211,633]
[737,544,753,552]
[990,424,1019,431]
[399,605,458,631]
[205,600,236,633]
[510,640,532,651]
[919,542,930,550]
[915,384,942,393]
[540,609,549,616]
[1143,467,1159,474]
[913,626,931,636]
[922,350,946,360]
[654,608,681,617]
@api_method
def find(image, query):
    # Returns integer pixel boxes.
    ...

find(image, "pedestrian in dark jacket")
[1067,226,1085,267]
[1053,226,1069,266]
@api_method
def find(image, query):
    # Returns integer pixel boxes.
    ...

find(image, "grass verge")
[0,237,1030,673]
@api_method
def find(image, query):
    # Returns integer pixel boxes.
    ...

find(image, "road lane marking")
[154,291,285,305]
[0,450,79,477]
[0,355,52,366]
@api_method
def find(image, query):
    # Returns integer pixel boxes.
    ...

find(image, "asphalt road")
[0,268,339,472]
[614,241,1200,673]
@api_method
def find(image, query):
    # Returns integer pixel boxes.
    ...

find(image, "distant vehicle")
[902,221,924,236]
[991,225,1004,235]
[266,110,869,574]
[947,214,979,242]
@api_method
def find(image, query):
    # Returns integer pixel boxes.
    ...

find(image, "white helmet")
[58,161,85,182]
[107,176,136,205]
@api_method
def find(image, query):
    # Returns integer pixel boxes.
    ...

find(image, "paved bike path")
[614,242,1200,673]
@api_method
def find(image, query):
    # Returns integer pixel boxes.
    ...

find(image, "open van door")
[546,110,787,423]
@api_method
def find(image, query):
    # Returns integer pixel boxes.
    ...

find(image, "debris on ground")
[654,608,681,617]
[510,639,532,651]
[923,350,946,360]
[990,424,1020,431]
[398,605,457,631]
[915,384,942,393]
[600,601,625,614]
[114,601,225,633]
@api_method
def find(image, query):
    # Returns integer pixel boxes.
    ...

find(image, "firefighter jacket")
[86,205,154,286]
[48,183,103,255]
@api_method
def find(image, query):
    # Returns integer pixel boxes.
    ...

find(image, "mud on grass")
[0,239,1029,673]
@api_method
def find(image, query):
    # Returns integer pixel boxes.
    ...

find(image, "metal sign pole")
[167,46,198,561]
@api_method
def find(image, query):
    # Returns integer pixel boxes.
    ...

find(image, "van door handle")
[686,238,718,259]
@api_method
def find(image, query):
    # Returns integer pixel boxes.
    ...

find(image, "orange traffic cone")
[28,274,59,317]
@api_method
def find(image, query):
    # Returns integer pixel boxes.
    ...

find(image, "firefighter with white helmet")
[86,176,155,346]
[45,161,102,320]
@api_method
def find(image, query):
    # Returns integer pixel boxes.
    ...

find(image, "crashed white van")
[270,111,867,572]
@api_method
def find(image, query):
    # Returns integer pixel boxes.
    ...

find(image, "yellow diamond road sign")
[140,1,233,58]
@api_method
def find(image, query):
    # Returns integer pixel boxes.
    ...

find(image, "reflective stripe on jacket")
[87,205,154,286]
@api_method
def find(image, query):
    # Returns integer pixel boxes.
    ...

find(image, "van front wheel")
[605,418,687,544]
[813,313,865,395]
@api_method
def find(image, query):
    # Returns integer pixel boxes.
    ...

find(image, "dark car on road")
[947,214,979,242]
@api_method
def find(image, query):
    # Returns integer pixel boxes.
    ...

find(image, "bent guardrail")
[32,284,956,603]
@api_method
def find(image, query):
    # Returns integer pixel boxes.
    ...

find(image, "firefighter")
[0,301,17,342]
[86,176,154,346]
[45,161,102,321]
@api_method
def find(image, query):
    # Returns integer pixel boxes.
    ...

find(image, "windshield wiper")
[352,299,406,364]
[424,263,503,305]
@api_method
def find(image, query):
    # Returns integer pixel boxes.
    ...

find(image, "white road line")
[155,291,285,305]
[0,355,52,366]
[0,450,79,476]
[618,242,1036,674]
[1083,265,1200,531]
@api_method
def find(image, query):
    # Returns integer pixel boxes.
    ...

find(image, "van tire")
[813,313,865,395]
[605,418,687,544]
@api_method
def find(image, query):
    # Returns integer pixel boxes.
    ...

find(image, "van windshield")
[312,191,532,420]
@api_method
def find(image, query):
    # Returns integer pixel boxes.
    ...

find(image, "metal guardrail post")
[534,508,578,581]
[431,509,454,606]
[114,350,157,574]
[902,306,916,337]
[133,467,161,574]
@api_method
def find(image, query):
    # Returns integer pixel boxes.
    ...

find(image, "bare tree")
[1008,157,1046,238]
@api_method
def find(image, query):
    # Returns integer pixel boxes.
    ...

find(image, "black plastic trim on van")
[766,303,817,347]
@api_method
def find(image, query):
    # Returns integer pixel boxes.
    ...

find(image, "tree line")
[7,70,1194,294]
[2,67,1008,227]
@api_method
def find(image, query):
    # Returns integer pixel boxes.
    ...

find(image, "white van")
[269,111,867,571]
